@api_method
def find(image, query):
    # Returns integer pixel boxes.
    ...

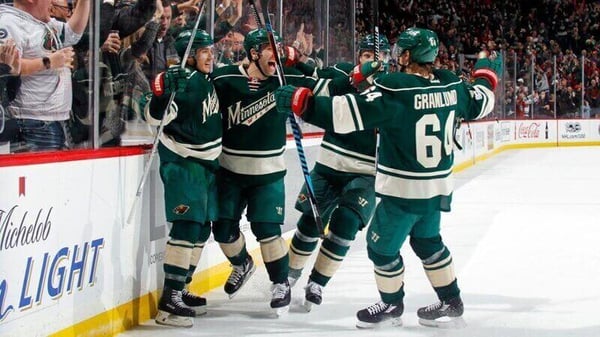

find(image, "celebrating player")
[210,28,346,316]
[146,29,221,328]
[275,27,501,328]
[286,34,391,312]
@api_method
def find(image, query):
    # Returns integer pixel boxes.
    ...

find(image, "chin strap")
[253,54,270,79]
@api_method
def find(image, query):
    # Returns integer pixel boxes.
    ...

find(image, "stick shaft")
[250,0,324,237]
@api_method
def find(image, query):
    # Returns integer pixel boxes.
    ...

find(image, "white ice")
[118,146,600,337]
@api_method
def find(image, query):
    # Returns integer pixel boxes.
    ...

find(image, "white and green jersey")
[304,69,495,213]
[211,63,340,185]
[313,63,377,178]
[147,70,222,170]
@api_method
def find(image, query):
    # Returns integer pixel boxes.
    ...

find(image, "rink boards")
[0,119,599,337]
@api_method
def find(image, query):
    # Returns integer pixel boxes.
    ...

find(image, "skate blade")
[191,305,207,316]
[418,316,466,329]
[226,265,257,299]
[155,310,193,327]
[302,298,321,312]
[356,317,403,329]
[271,305,290,317]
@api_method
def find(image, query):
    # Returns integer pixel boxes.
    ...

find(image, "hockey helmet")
[394,27,439,64]
[359,34,391,53]
[174,29,213,60]
[243,28,282,56]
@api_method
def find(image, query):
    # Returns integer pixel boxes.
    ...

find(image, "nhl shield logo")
[173,204,190,215]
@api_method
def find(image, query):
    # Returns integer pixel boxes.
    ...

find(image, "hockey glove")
[350,60,383,92]
[152,65,191,97]
[473,51,502,91]
[283,46,302,68]
[275,85,313,118]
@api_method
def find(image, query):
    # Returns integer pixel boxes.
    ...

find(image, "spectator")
[119,0,163,142]
[50,0,73,22]
[0,0,90,151]
[0,39,21,146]
[142,0,177,82]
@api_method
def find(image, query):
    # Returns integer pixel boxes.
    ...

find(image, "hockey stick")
[371,0,381,171]
[126,0,206,224]
[248,0,324,238]
[373,0,379,63]
[372,0,381,169]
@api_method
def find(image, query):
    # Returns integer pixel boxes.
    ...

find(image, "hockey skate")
[155,287,195,327]
[181,289,207,316]
[417,296,466,328]
[270,280,291,317]
[356,301,403,329]
[287,267,302,288]
[224,256,256,299]
[302,280,322,312]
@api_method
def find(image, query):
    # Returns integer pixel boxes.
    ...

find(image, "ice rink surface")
[118,146,600,337]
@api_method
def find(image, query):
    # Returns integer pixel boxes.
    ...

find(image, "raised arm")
[67,0,91,34]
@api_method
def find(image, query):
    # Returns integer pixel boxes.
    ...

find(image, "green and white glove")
[152,65,191,96]
[275,85,314,118]
[350,60,383,92]
[473,51,502,90]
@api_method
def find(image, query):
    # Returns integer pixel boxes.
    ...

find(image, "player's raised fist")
[275,85,313,118]
[350,60,382,92]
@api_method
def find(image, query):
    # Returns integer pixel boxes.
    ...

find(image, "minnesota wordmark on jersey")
[227,92,276,129]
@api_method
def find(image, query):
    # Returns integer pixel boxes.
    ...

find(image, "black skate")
[224,256,256,298]
[155,287,195,327]
[287,267,302,288]
[303,280,322,312]
[417,296,466,328]
[356,301,403,329]
[270,280,291,316]
[181,289,207,316]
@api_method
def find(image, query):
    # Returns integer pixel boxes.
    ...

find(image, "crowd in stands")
[1,0,599,154]
[357,0,600,119]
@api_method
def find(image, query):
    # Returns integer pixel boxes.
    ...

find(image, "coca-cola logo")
[518,123,541,138]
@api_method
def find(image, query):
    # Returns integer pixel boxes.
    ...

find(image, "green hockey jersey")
[313,62,377,178]
[211,64,341,185]
[304,69,495,213]
[147,70,222,170]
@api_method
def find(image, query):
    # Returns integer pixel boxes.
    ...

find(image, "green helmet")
[174,29,213,59]
[358,34,391,53]
[395,27,439,63]
[243,28,282,56]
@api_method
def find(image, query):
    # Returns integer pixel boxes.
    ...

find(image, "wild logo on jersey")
[203,90,220,123]
[42,27,60,52]
[227,92,276,129]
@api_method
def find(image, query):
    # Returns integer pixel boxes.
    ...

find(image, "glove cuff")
[473,68,498,91]
[284,46,300,67]
[291,87,313,117]
[152,72,166,96]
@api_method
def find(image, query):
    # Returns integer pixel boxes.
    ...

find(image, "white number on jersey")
[415,110,455,168]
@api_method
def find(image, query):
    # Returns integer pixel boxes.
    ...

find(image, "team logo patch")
[297,193,307,203]
[0,28,8,39]
[173,204,190,215]
[42,28,59,51]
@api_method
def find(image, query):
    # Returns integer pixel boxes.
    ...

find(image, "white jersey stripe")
[375,171,454,199]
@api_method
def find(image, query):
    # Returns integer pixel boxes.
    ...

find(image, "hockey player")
[210,28,345,315]
[275,28,501,328]
[146,29,221,328]
[286,34,391,312]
